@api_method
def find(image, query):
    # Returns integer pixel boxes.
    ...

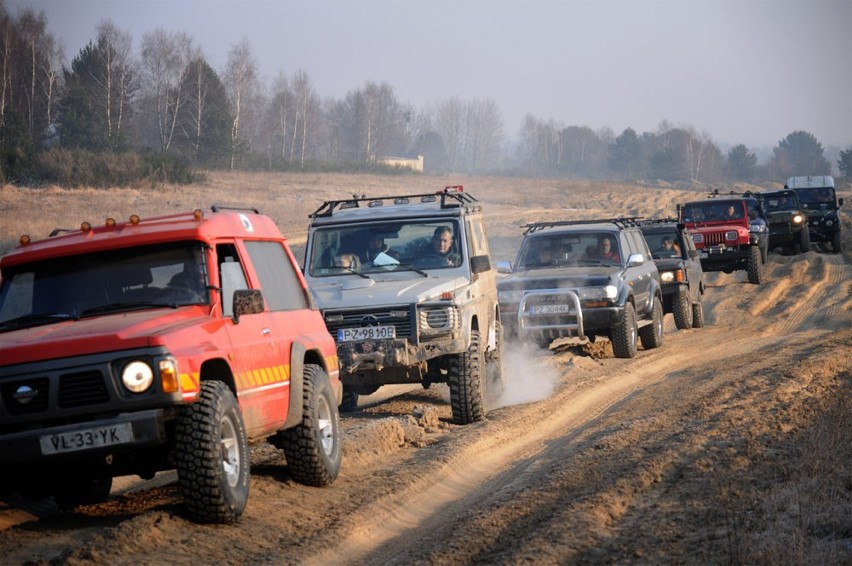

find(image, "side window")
[244,241,308,311]
[627,230,650,259]
[217,244,248,318]
[466,218,489,257]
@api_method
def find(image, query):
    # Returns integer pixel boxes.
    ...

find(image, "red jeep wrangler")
[0,206,342,523]
[678,192,770,285]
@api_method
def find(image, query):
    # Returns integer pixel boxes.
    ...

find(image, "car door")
[625,229,654,313]
[219,241,288,437]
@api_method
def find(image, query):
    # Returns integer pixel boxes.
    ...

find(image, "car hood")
[497,266,615,291]
[652,258,686,270]
[0,307,211,366]
[310,273,471,310]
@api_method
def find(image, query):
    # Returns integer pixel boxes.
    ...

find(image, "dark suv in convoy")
[786,175,844,253]
[639,220,705,330]
[678,192,769,284]
[497,218,664,359]
[759,188,810,254]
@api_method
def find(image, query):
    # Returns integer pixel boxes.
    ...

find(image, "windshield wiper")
[396,263,430,277]
[80,302,177,316]
[0,312,78,332]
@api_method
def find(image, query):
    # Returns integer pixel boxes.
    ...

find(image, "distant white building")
[377,154,424,172]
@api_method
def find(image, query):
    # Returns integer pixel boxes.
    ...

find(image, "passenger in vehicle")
[424,226,460,266]
[366,234,399,262]
[334,252,360,270]
[598,236,620,262]
[531,243,553,267]
[655,236,680,257]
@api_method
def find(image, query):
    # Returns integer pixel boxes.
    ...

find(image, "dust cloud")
[491,339,561,409]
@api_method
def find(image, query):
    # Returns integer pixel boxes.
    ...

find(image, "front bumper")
[0,408,169,467]
[337,334,465,375]
[500,289,624,341]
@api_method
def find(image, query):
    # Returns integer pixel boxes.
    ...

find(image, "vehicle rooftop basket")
[522,217,642,234]
[309,185,478,218]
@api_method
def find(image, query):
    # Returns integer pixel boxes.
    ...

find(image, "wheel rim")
[220,415,241,487]
[316,395,335,456]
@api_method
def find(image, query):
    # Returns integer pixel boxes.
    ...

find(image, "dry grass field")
[0,172,850,565]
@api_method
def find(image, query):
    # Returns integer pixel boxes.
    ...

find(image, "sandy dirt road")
[0,175,849,564]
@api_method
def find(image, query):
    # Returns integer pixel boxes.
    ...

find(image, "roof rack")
[309,185,478,218]
[705,188,755,199]
[638,217,679,226]
[523,217,642,234]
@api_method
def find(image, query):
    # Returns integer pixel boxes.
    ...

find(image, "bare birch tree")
[223,38,259,169]
[140,29,198,152]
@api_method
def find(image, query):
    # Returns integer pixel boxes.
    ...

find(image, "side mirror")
[626,252,644,267]
[838,198,844,207]
[749,210,757,220]
[232,289,264,323]
[688,249,699,260]
[470,254,492,274]
[496,260,513,274]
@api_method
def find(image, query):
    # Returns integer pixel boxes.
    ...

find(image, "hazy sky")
[8,0,852,150]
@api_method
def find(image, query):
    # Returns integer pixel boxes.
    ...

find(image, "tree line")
[1,3,849,187]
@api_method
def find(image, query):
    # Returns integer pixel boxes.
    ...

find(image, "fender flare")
[283,342,306,429]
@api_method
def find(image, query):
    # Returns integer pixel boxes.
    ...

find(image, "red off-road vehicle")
[0,206,342,524]
[678,192,770,284]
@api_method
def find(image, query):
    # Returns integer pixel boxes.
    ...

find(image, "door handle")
[262,328,271,336]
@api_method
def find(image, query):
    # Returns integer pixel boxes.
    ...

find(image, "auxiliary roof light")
[80,221,92,232]
[19,234,31,245]
[129,214,140,225]
[105,217,116,228]
[193,209,203,221]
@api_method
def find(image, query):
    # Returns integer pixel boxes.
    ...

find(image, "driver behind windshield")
[422,226,461,266]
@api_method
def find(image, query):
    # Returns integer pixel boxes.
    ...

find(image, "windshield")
[682,200,745,222]
[0,242,208,331]
[642,230,683,259]
[516,231,622,269]
[794,187,836,207]
[308,219,462,277]
[762,193,800,213]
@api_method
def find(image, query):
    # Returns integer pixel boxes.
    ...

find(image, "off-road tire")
[175,380,250,524]
[448,329,486,424]
[340,387,359,412]
[747,246,764,284]
[639,298,664,350]
[691,300,705,328]
[278,364,342,487]
[798,227,810,254]
[611,302,638,359]
[53,476,113,509]
[485,320,505,400]
[832,230,843,253]
[672,290,693,330]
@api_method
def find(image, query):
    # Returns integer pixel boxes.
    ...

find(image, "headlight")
[825,219,834,227]
[577,285,617,301]
[122,360,154,393]
[419,306,458,330]
[725,231,738,241]
[792,214,803,224]
[692,233,704,243]
[498,289,525,303]
[660,271,675,283]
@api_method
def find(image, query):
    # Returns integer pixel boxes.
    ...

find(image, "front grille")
[2,377,49,415]
[325,307,414,340]
[58,371,110,408]
[702,232,727,246]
